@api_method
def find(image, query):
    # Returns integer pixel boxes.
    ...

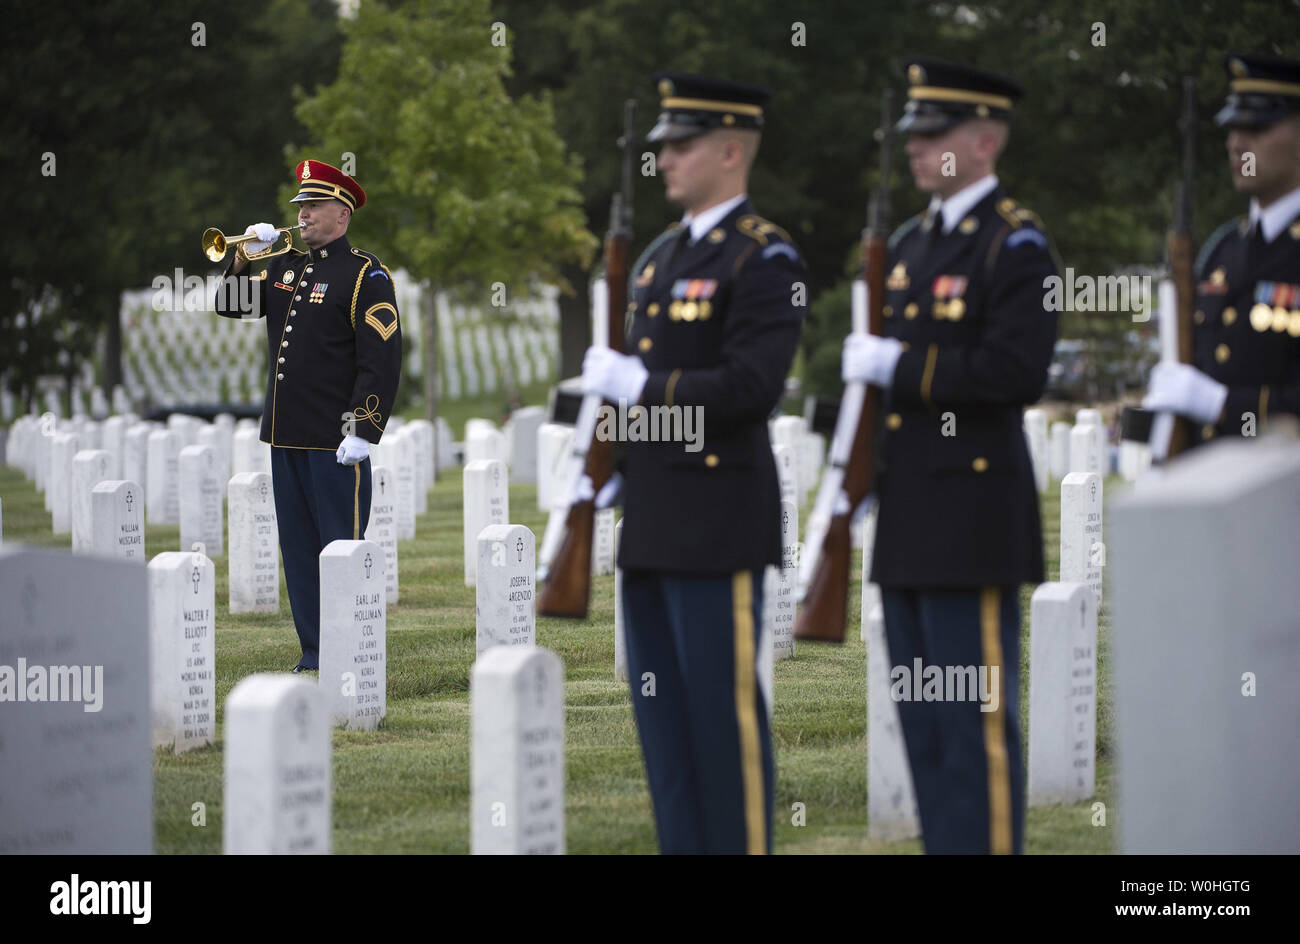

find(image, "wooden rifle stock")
[537,99,636,618]
[795,91,893,643]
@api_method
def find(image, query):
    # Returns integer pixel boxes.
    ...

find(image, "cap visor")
[646,117,707,143]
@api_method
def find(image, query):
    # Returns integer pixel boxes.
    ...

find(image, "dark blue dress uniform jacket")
[214,234,402,449]
[1191,210,1300,443]
[871,188,1059,588]
[619,199,805,574]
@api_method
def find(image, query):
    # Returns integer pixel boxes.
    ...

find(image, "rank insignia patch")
[364,301,399,340]
[309,283,328,304]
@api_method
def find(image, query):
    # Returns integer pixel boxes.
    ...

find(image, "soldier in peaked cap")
[214,160,401,672]
[1143,53,1300,441]
[577,73,804,853]
[840,57,1060,853]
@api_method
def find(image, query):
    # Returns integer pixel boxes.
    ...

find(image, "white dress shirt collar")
[682,193,748,244]
[1249,185,1300,243]
[926,174,999,234]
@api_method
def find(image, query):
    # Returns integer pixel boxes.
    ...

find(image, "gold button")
[1194,309,1205,325]
[904,302,919,320]
[886,413,902,430]
[972,457,989,472]
[1215,343,1230,363]
[628,301,638,313]
[638,337,653,352]
[883,304,894,317]
[705,454,719,467]
[647,302,660,317]
[1222,306,1236,326]
[1202,424,1216,439]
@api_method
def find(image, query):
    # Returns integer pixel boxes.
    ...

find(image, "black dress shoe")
[292,664,314,674]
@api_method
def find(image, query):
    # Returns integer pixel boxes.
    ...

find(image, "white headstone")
[772,444,797,506]
[197,424,232,500]
[799,431,826,495]
[227,472,279,614]
[391,428,417,541]
[50,432,82,534]
[319,540,387,730]
[506,407,546,484]
[1023,408,1049,493]
[0,547,152,852]
[148,551,216,752]
[89,480,145,562]
[71,449,112,552]
[1075,408,1102,427]
[223,674,331,854]
[436,417,456,470]
[476,524,536,655]
[1060,472,1103,609]
[536,423,573,512]
[591,507,615,577]
[772,416,807,503]
[866,602,920,840]
[1111,437,1300,853]
[364,466,399,604]
[470,646,565,854]
[467,426,508,467]
[464,459,509,586]
[1048,421,1071,481]
[100,416,127,480]
[406,418,434,511]
[179,445,224,555]
[232,427,271,477]
[766,500,798,661]
[860,505,882,642]
[146,429,181,525]
[1028,582,1097,807]
[123,424,152,504]
[614,518,627,682]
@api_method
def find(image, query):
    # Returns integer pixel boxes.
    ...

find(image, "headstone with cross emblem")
[1028,581,1097,807]
[179,445,224,556]
[464,459,509,587]
[364,466,399,604]
[471,646,565,854]
[0,546,152,852]
[772,416,807,505]
[223,673,331,854]
[71,449,113,552]
[591,507,616,577]
[89,479,145,562]
[772,443,797,507]
[228,472,280,614]
[475,523,535,656]
[146,429,181,525]
[148,550,216,752]
[319,540,386,730]
[1060,472,1104,610]
[771,499,798,661]
[866,598,921,840]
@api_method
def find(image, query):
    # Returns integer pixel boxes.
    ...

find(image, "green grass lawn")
[0,426,1121,854]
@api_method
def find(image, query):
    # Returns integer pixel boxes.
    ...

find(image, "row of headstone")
[770,414,826,510]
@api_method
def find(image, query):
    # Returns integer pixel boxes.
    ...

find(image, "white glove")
[336,434,370,465]
[841,333,904,388]
[569,472,623,509]
[1142,362,1228,426]
[582,346,649,405]
[242,222,278,255]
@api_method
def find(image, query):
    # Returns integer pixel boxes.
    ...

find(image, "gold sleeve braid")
[350,260,372,330]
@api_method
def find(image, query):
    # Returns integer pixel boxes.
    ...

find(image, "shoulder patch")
[737,214,793,246]
[1004,228,1048,249]
[762,242,800,262]
[368,268,389,279]
[1195,218,1243,280]
[888,215,923,254]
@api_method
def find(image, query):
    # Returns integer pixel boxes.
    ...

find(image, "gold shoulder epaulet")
[737,214,792,246]
[996,197,1023,229]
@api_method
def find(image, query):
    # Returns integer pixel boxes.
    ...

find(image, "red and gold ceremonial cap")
[289,160,366,210]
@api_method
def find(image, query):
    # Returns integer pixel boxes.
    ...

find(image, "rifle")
[537,98,637,618]
[795,89,893,643]
[1150,76,1198,462]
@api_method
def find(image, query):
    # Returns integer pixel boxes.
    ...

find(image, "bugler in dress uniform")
[581,74,804,853]
[843,58,1059,853]
[214,159,401,671]
[1144,54,1300,440]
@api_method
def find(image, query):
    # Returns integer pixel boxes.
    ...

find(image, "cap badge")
[908,64,926,85]
[1229,57,1247,78]
[658,78,674,97]
[301,161,312,181]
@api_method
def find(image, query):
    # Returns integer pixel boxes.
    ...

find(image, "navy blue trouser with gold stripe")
[271,447,371,670]
[621,570,773,854]
[881,586,1025,854]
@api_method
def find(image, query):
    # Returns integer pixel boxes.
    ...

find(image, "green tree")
[293,0,596,427]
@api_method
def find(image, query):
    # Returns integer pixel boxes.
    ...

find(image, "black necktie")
[667,226,692,265]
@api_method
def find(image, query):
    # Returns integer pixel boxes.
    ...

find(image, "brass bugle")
[202,224,301,262]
